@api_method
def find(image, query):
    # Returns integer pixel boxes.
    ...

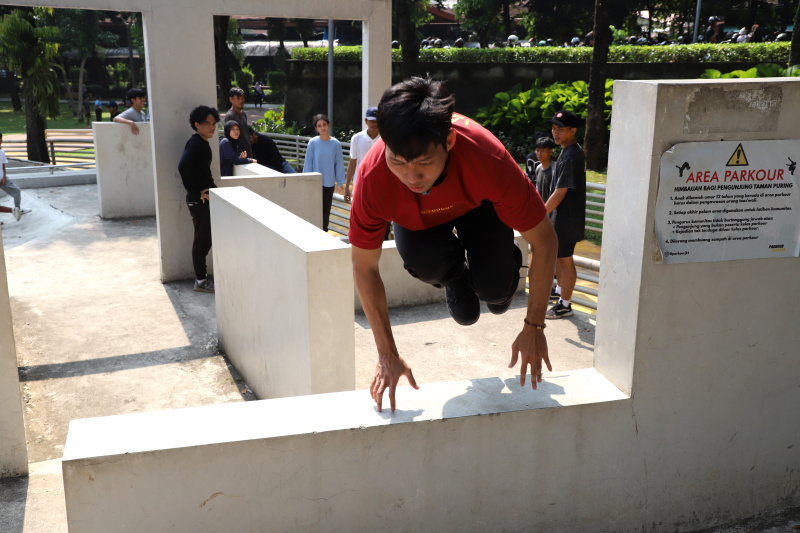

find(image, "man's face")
[551,125,576,147]
[131,96,146,111]
[534,147,553,162]
[230,94,244,111]
[385,130,455,194]
[365,118,378,135]
[195,114,217,141]
[249,132,258,145]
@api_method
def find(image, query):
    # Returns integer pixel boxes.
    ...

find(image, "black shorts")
[557,239,577,258]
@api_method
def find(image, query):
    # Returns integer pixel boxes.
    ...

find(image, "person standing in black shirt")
[178,105,220,293]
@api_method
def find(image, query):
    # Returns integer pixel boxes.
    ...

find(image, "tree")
[584,0,612,171]
[393,0,435,79]
[454,0,502,48]
[51,10,101,121]
[0,8,61,163]
[521,0,594,44]
[214,16,244,110]
[791,0,800,67]
[294,18,316,48]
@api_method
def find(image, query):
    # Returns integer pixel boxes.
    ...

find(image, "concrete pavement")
[0,184,796,532]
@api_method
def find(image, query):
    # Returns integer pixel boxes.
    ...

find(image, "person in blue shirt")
[219,121,254,177]
[303,114,345,232]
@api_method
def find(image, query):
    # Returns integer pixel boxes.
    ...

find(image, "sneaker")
[20,207,31,216]
[549,288,560,301]
[194,278,215,293]
[545,300,573,319]
[445,266,480,326]
[487,244,523,315]
[12,207,21,221]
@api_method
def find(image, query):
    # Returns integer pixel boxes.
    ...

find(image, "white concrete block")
[94,122,156,218]
[210,187,354,399]
[220,165,323,228]
[0,228,28,478]
[62,369,627,532]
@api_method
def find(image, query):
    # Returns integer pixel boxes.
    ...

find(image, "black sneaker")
[445,267,480,326]
[545,300,573,319]
[486,244,523,315]
[549,288,560,301]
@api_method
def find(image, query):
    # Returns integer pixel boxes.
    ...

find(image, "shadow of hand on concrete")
[440,376,568,420]
[374,407,425,423]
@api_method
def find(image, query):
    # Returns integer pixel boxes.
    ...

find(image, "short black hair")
[229,87,245,98]
[535,137,557,149]
[377,77,455,162]
[246,125,256,135]
[189,105,220,131]
[0,131,3,139]
[127,88,146,100]
[312,114,330,127]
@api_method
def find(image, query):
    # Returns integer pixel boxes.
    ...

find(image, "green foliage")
[453,0,502,47]
[0,8,61,119]
[235,67,254,98]
[266,71,286,101]
[227,18,246,66]
[106,62,131,85]
[699,62,800,79]
[290,42,791,65]
[475,79,613,160]
[250,107,302,135]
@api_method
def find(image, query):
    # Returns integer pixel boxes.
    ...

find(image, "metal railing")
[265,132,350,172]
[2,129,95,169]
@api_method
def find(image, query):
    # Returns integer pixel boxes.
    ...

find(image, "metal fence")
[2,129,95,169]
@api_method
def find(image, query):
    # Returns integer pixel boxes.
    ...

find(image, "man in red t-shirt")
[350,77,558,412]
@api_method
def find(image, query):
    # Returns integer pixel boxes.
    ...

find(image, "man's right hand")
[370,351,418,412]
[200,189,210,203]
[130,122,140,135]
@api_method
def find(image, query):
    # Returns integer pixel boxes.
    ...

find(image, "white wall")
[60,79,800,532]
[211,187,354,399]
[94,123,155,219]
[0,228,28,478]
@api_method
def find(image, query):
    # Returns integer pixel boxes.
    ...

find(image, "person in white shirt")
[0,131,32,221]
[343,106,380,203]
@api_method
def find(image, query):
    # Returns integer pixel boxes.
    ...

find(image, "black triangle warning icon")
[726,144,749,166]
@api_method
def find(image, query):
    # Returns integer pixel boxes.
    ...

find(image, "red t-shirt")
[348,113,546,250]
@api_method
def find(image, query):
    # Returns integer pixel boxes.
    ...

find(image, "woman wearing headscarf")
[219,120,255,176]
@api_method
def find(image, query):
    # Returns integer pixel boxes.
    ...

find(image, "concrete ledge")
[211,187,354,399]
[62,369,627,532]
[5,169,97,189]
[221,164,323,228]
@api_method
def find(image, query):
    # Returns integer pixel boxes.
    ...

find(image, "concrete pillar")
[0,231,28,478]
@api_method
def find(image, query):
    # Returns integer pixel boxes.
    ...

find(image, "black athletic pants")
[188,200,212,280]
[393,200,519,305]
[322,186,335,232]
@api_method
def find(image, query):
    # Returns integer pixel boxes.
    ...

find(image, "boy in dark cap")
[544,110,586,319]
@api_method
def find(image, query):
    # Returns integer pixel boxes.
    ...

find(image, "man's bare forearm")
[521,220,558,323]
[354,266,397,354]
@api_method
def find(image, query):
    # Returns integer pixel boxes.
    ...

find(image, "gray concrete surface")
[0,184,796,532]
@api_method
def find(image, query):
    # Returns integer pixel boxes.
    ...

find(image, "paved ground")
[0,184,797,532]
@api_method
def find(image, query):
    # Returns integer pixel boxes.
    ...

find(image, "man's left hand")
[509,326,552,389]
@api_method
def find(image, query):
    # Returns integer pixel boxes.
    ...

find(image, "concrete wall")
[210,187,354,399]
[94,123,155,219]
[0,228,28,478]
[60,79,800,532]
[220,164,323,228]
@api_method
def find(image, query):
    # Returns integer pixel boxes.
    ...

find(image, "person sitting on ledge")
[348,76,557,412]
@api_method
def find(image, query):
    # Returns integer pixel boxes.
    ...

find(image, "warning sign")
[656,140,800,264]
[726,143,749,166]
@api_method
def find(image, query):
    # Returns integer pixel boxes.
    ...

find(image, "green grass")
[0,102,115,135]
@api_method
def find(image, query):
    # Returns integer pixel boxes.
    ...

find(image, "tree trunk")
[7,70,22,112]
[214,16,232,110]
[585,0,611,171]
[120,15,138,88]
[24,95,49,163]
[77,56,87,120]
[59,58,76,116]
[394,0,420,80]
[502,0,511,39]
[791,0,800,67]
